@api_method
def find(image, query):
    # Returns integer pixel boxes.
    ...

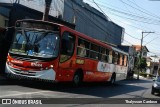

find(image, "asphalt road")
[0,76,160,107]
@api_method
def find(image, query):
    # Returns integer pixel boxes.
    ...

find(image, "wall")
[0,15,8,27]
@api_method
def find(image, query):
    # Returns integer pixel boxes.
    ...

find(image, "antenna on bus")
[42,0,52,21]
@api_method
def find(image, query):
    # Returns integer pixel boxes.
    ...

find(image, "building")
[0,0,124,45]
[0,5,9,28]
[63,0,124,45]
[132,45,149,73]
[0,27,6,74]
[133,45,149,58]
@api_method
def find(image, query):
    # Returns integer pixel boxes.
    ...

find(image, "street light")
[137,31,155,80]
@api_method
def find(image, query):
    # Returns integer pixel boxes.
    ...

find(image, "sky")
[1,0,160,60]
[83,0,160,60]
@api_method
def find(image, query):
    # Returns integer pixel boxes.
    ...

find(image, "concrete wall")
[0,15,8,28]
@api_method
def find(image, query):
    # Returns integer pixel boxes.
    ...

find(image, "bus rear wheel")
[73,72,83,86]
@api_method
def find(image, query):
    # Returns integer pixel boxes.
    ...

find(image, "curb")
[133,74,148,80]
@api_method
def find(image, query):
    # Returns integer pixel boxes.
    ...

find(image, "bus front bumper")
[5,63,56,81]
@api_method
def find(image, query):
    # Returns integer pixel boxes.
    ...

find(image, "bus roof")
[16,19,128,55]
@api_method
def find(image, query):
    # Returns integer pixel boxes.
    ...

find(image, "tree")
[139,58,147,69]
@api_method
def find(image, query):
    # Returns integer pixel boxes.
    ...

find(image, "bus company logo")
[31,62,43,67]
[11,60,23,64]
[2,99,11,104]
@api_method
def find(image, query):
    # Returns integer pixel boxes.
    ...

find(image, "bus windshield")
[10,29,60,58]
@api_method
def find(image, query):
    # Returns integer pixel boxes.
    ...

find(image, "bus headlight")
[50,65,54,68]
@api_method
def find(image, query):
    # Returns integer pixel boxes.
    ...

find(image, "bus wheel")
[73,72,83,86]
[109,73,116,85]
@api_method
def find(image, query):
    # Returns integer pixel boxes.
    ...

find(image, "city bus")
[5,19,128,85]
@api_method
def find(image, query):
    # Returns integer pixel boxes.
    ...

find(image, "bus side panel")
[82,58,97,82]
[115,65,128,81]
[95,62,113,81]
[57,58,77,82]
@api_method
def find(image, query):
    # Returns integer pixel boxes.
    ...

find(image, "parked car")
[151,76,160,95]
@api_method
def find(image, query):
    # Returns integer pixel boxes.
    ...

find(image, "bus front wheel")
[73,72,83,86]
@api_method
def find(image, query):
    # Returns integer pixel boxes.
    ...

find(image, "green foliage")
[135,57,147,69]
[139,72,153,78]
[139,72,147,77]
[139,58,147,69]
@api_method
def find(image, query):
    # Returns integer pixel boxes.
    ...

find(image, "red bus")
[5,19,128,85]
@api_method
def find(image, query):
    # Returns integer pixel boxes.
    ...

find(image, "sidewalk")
[133,74,149,80]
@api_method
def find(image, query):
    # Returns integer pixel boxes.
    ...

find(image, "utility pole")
[42,0,52,21]
[137,31,154,80]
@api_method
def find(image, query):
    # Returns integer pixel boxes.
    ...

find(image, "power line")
[92,0,112,21]
[107,10,160,25]
[124,32,140,40]
[86,0,160,24]
[92,0,136,44]
[128,0,160,20]
[118,0,160,20]
[86,0,160,40]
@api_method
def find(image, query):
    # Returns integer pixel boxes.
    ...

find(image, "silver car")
[151,76,160,95]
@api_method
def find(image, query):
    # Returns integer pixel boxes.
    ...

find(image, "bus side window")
[124,55,128,66]
[100,48,109,62]
[117,53,120,65]
[112,51,118,64]
[112,51,115,64]
[122,55,125,66]
[109,50,112,63]
[119,54,123,65]
[77,38,90,57]
[90,43,100,60]
[100,47,106,62]
[106,49,109,62]
[60,32,75,63]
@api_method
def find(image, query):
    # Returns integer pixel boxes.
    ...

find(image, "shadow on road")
[0,76,153,98]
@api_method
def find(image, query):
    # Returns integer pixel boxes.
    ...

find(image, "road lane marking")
[0,90,53,98]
